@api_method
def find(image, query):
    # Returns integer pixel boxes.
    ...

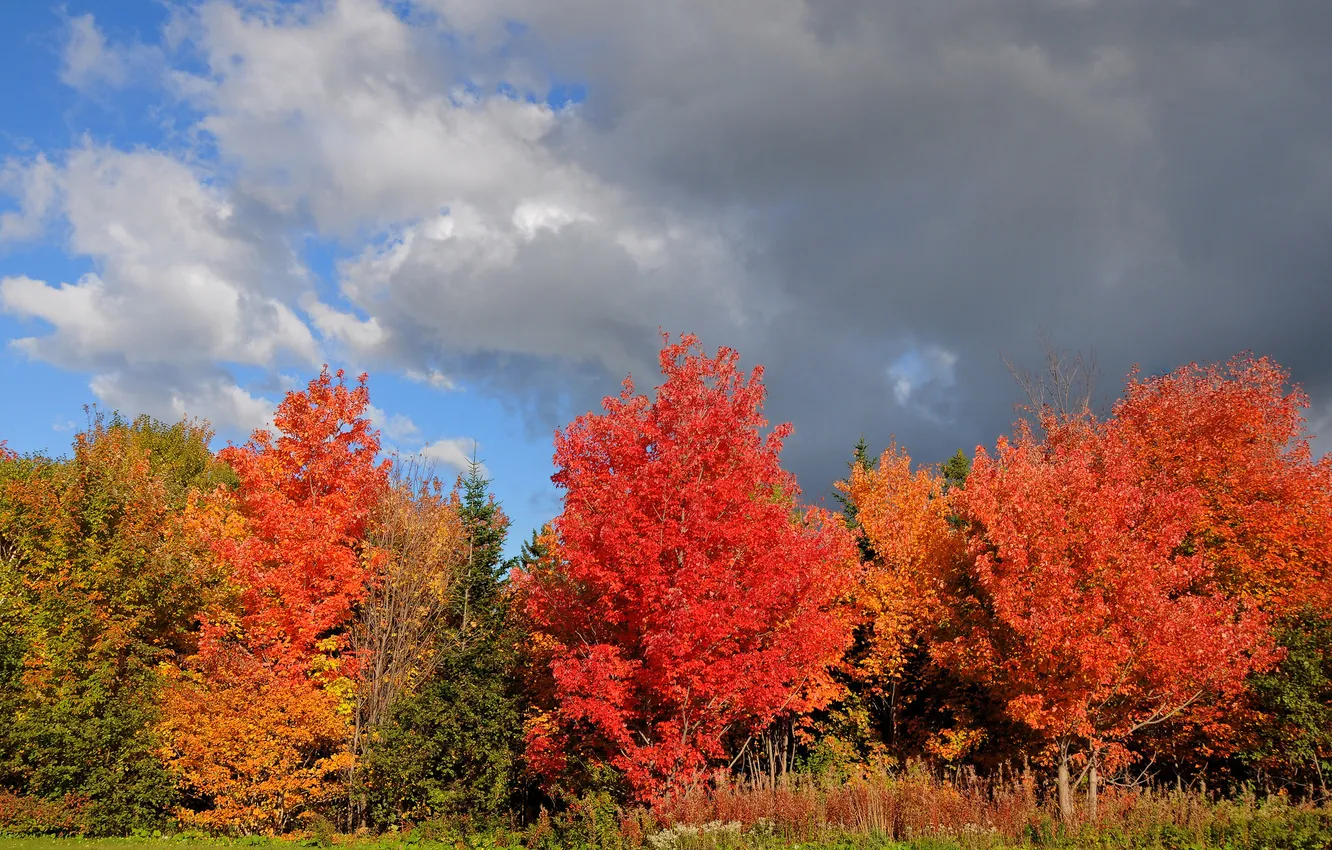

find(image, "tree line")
[0,333,1328,836]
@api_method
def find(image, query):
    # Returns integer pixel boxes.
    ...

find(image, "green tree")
[455,455,509,638]
[117,412,238,501]
[834,437,878,562]
[507,524,552,574]
[1245,609,1332,797]
[940,449,971,531]
[363,458,526,825]
[940,449,971,493]
[363,633,524,825]
[0,415,228,834]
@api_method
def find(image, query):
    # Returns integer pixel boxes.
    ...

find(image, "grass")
[0,840,409,850]
[5,774,1332,850]
[0,839,1000,850]
[7,823,1332,850]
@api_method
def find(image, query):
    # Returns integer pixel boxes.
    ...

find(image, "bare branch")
[347,454,468,824]
[1003,331,1102,427]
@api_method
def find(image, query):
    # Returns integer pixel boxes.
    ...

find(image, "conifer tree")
[455,452,508,638]
[835,436,879,563]
[364,453,525,825]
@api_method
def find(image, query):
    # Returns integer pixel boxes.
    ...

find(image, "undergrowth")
[5,772,1331,850]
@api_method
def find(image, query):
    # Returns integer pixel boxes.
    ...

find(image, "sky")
[2,1,1331,554]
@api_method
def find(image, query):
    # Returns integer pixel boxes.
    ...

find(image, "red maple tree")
[1096,355,1332,772]
[942,413,1275,818]
[1113,355,1332,611]
[207,367,390,674]
[517,334,857,801]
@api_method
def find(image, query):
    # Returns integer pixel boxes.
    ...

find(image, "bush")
[0,790,90,835]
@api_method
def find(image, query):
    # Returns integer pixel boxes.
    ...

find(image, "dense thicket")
[0,340,1327,840]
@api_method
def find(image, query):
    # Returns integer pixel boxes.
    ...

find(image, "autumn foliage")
[945,414,1275,800]
[1112,356,1332,610]
[2,341,1330,838]
[824,354,1332,820]
[517,334,857,801]
[207,368,390,674]
[840,442,962,690]
[0,416,228,834]
[157,665,352,835]
[158,369,389,833]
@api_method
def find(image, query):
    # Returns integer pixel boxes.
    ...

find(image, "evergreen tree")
[940,449,971,530]
[940,449,971,493]
[364,453,526,826]
[506,524,552,574]
[835,437,879,563]
[454,452,509,637]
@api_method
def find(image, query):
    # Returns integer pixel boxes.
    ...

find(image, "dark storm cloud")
[90,0,1328,496]
[447,0,1332,495]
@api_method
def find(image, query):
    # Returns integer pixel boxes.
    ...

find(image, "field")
[8,790,1332,850]
[7,825,1332,850]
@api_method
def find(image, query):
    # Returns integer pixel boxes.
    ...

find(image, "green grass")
[0,841,236,850]
[0,839,1160,850]
[0,840,321,850]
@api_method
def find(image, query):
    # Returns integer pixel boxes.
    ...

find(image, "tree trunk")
[1088,757,1098,821]
[889,679,899,749]
[1057,746,1072,823]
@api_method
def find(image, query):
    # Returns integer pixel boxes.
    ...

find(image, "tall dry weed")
[649,767,1332,848]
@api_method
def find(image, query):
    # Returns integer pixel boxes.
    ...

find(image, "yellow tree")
[837,443,970,757]
[840,442,962,685]
[157,663,351,835]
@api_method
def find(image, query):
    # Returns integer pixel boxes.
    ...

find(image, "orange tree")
[157,662,351,836]
[839,442,962,693]
[1113,355,1332,611]
[516,334,857,801]
[835,443,1008,764]
[940,413,1275,819]
[210,367,390,673]
[1111,356,1332,779]
[159,369,388,833]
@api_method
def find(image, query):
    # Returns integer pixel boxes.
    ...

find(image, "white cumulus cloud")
[418,436,486,476]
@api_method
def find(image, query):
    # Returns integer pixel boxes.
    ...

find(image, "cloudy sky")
[2,1,1330,549]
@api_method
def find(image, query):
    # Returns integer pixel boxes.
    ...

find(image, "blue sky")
[0,4,129,453]
[0,2,568,553]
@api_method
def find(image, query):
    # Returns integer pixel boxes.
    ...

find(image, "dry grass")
[655,768,1040,843]
[649,768,1332,848]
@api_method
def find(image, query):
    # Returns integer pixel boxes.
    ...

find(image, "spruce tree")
[834,436,879,563]
[940,448,971,493]
[364,452,525,825]
[455,452,508,638]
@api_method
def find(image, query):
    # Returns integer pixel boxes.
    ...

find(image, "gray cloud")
[7,0,1332,500]
[439,0,1332,494]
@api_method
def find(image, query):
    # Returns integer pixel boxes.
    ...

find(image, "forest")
[0,333,1329,850]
